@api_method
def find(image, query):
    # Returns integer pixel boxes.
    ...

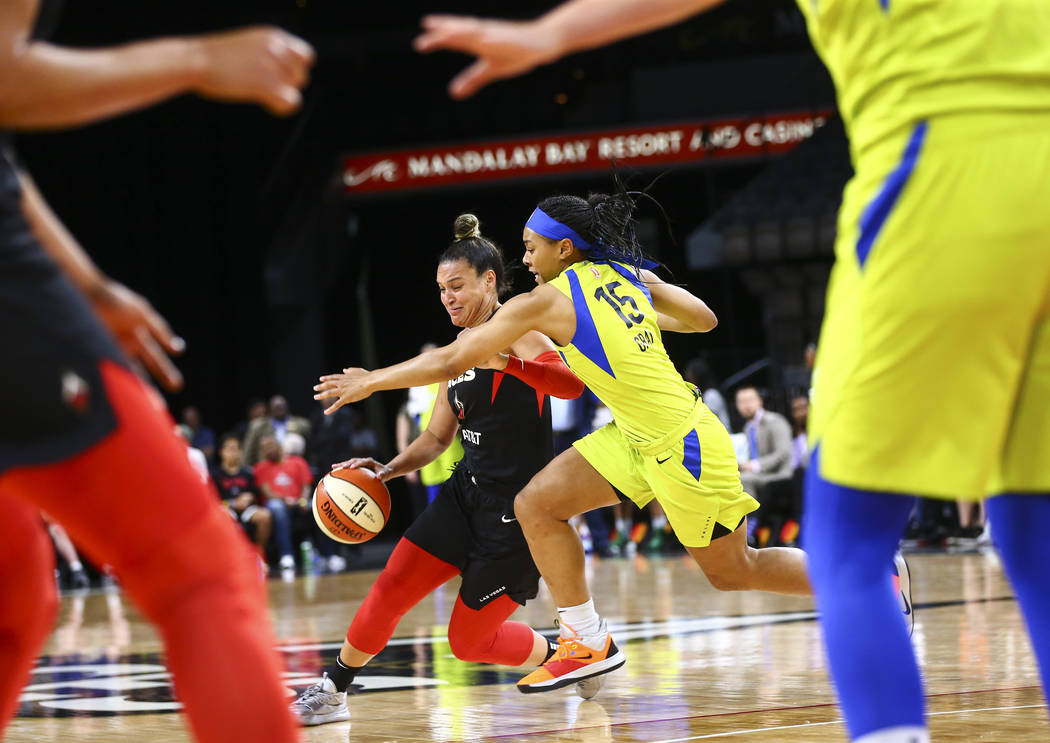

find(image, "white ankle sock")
[557,598,605,645]
[854,726,929,743]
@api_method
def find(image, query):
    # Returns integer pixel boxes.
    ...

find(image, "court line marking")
[276,595,1017,653]
[646,704,1047,742]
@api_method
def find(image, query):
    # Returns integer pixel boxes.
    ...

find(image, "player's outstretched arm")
[641,269,718,333]
[0,0,314,128]
[315,286,569,413]
[336,384,460,481]
[415,0,725,99]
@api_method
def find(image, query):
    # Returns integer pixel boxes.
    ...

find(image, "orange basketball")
[312,467,391,544]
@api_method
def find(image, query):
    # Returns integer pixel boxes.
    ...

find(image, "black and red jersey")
[446,366,552,501]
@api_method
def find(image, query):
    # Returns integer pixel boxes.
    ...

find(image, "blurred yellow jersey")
[546,260,697,444]
[796,0,1050,160]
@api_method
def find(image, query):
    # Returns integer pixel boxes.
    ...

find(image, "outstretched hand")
[414,15,563,99]
[314,367,373,414]
[193,26,316,116]
[331,457,394,482]
[90,279,185,391]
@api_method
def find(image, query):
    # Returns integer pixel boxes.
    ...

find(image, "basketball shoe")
[289,673,350,726]
[893,551,914,637]
[517,620,625,693]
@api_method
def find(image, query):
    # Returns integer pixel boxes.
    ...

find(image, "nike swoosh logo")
[656,456,672,464]
[501,515,517,523]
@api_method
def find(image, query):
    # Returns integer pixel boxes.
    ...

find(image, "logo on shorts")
[500,514,517,523]
[61,371,90,414]
[656,456,672,465]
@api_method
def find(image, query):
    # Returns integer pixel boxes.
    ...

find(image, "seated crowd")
[179,395,378,577]
[50,372,986,589]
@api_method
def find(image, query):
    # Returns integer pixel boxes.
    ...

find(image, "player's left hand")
[89,279,185,391]
[314,367,373,414]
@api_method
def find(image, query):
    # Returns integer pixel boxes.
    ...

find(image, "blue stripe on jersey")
[557,350,569,368]
[855,120,927,268]
[596,261,653,307]
[682,429,702,481]
[879,0,889,11]
[566,269,616,379]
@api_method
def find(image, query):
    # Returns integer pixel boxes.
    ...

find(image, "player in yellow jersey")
[314,187,834,696]
[413,1,1050,741]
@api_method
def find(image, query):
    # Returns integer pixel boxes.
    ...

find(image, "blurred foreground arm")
[415,0,725,98]
[0,0,314,127]
[19,169,185,391]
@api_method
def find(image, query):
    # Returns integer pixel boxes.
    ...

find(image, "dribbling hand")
[414,15,562,99]
[191,26,316,116]
[89,279,185,391]
[331,457,393,482]
[314,367,372,414]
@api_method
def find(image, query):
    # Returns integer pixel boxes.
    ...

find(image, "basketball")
[312,467,391,544]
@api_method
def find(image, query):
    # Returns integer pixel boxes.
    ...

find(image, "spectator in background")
[181,406,216,462]
[284,431,344,572]
[211,435,272,562]
[684,358,729,430]
[347,406,378,459]
[253,435,313,573]
[175,425,209,485]
[790,395,810,472]
[232,398,268,443]
[243,395,311,465]
[309,397,355,477]
[551,391,612,558]
[735,387,794,530]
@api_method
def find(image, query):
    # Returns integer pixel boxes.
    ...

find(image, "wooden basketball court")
[8,551,1046,741]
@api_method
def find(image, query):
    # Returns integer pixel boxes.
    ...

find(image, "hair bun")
[453,213,482,241]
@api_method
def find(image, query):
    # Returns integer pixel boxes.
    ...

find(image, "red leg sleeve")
[0,361,298,743]
[0,496,58,737]
[446,594,536,666]
[346,538,460,655]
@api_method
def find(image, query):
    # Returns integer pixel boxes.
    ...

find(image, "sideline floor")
[10,551,1047,741]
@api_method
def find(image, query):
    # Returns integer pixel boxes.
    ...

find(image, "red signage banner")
[342,109,832,195]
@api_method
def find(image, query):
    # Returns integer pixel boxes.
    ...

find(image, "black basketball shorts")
[404,465,540,610]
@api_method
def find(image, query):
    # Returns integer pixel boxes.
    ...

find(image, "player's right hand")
[332,458,394,482]
[191,26,316,116]
[414,15,563,99]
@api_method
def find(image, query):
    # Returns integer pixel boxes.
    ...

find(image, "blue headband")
[525,206,659,271]
[525,208,595,251]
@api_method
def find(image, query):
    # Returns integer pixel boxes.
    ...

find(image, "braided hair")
[536,175,664,274]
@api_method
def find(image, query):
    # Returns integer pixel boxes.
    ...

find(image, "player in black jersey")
[290,214,585,726]
[0,2,313,740]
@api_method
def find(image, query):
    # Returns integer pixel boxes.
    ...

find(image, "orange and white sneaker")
[517,621,626,694]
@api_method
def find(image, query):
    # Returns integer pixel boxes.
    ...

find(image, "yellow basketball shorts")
[810,112,1050,501]
[573,399,758,548]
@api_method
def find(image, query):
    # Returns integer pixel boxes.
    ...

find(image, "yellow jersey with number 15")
[796,0,1050,162]
[546,260,697,445]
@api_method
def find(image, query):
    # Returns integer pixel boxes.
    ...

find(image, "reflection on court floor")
[8,551,1047,742]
